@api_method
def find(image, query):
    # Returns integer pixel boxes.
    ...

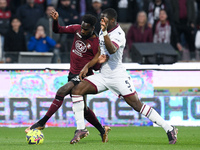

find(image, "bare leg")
[71,80,97,130]
[124,93,173,132]
[25,82,74,133]
[70,80,111,144]
[124,93,178,144]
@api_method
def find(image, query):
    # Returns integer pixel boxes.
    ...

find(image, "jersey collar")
[108,24,119,33]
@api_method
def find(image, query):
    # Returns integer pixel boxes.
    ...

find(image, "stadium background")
[0,63,200,127]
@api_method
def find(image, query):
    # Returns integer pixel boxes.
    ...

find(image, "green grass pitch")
[0,126,199,150]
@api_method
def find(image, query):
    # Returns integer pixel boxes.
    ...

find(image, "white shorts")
[84,73,136,97]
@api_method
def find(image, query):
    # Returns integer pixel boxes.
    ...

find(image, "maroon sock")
[45,95,64,117]
[37,95,64,126]
[84,107,105,134]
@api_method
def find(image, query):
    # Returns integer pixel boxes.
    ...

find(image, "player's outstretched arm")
[50,9,77,34]
[79,49,101,80]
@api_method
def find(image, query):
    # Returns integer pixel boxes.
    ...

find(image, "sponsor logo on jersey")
[76,32,82,38]
[99,40,105,46]
[71,75,81,82]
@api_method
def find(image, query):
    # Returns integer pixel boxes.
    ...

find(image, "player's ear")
[92,26,95,31]
[111,18,115,23]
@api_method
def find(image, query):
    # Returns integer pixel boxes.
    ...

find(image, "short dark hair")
[102,8,117,20]
[82,14,97,27]
[10,15,21,22]
[46,4,55,8]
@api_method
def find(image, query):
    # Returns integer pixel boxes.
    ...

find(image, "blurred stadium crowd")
[0,0,200,63]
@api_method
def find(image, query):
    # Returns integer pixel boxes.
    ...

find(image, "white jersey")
[85,24,136,96]
[99,24,127,78]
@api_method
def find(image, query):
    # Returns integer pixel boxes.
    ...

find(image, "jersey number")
[125,80,132,92]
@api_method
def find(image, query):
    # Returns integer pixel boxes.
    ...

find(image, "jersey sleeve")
[53,20,80,34]
[110,31,125,50]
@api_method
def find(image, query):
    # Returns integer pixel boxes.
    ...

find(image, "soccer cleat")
[25,123,45,134]
[70,128,89,144]
[101,126,111,143]
[167,126,178,144]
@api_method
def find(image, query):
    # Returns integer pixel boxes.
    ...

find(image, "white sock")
[140,104,173,132]
[72,95,85,130]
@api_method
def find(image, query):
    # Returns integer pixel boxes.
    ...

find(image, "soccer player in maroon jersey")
[25,9,111,144]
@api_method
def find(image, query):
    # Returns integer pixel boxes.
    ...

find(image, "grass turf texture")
[0,126,199,150]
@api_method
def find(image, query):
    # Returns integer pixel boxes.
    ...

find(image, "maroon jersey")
[53,20,100,75]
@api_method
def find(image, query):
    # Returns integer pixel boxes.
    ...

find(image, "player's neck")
[107,23,117,31]
[91,33,96,38]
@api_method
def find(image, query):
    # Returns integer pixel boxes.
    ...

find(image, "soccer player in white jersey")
[70,8,178,144]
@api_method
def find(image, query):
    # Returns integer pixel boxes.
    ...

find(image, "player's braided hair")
[82,14,97,27]
[102,8,117,20]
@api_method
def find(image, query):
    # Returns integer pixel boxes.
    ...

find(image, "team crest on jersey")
[75,40,87,53]
[73,40,87,57]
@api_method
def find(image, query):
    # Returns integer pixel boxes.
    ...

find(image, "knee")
[56,85,70,96]
[56,87,65,96]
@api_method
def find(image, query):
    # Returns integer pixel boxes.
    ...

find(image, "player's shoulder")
[66,24,81,30]
[114,25,125,36]
[109,26,125,41]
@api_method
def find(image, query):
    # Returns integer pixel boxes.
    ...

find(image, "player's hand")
[98,54,109,63]
[35,31,41,39]
[100,17,108,31]
[50,9,59,21]
[79,67,89,81]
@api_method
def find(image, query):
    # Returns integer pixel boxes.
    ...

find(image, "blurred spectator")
[195,28,200,50]
[153,9,183,59]
[34,0,46,10]
[46,0,59,9]
[16,0,44,43]
[87,0,110,11]
[127,11,153,50]
[147,0,172,32]
[196,0,200,28]
[112,0,128,22]
[71,0,87,17]
[87,0,102,33]
[111,0,139,23]
[153,10,171,44]
[9,0,26,15]
[0,0,11,59]
[28,25,56,52]
[137,0,149,11]
[57,0,80,26]
[170,0,196,60]
[47,0,59,7]
[4,17,27,63]
[36,4,66,62]
[101,0,111,9]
